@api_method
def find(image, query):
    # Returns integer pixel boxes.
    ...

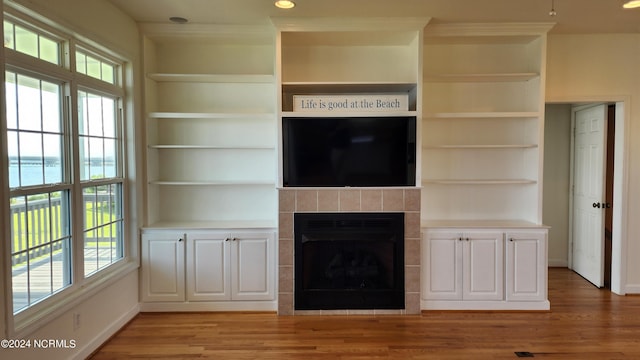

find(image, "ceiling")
[107,0,640,34]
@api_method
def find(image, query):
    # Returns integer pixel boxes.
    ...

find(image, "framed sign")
[292,94,409,113]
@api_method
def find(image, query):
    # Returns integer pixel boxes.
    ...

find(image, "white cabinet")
[423,230,503,301]
[422,225,549,310]
[505,231,547,302]
[186,231,275,302]
[141,231,185,302]
[141,229,276,310]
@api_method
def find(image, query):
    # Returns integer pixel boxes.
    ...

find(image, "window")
[3,15,127,316]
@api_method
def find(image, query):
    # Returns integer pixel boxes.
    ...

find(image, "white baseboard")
[624,284,640,294]
[548,259,568,267]
[72,304,140,360]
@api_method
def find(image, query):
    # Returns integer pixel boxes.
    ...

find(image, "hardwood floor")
[90,268,640,359]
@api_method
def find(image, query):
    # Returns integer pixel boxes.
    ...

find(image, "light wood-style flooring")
[90,268,640,359]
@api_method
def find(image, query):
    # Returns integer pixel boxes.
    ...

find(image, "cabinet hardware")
[232,237,238,241]
[225,237,230,242]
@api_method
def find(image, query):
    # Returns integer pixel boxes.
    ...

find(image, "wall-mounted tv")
[282,116,416,187]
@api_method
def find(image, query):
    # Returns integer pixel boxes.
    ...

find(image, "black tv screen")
[283,116,416,187]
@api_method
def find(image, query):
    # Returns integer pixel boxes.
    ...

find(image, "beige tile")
[405,292,421,314]
[382,189,404,211]
[404,188,421,211]
[278,293,294,315]
[279,212,294,239]
[404,211,421,238]
[318,190,339,211]
[361,189,382,211]
[404,239,420,267]
[339,189,361,211]
[278,265,294,293]
[279,239,294,266]
[279,190,296,212]
[405,265,421,293]
[296,190,318,211]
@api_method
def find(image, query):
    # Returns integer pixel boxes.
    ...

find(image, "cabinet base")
[421,300,550,311]
[140,301,277,312]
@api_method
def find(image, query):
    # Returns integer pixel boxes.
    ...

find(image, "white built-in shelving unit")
[141,24,277,229]
[273,17,429,186]
[420,23,553,311]
[139,24,278,312]
[421,23,554,226]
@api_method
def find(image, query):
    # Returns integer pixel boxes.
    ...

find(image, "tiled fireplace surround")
[278,188,421,315]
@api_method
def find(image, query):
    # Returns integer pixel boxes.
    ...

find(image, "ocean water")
[9,164,115,188]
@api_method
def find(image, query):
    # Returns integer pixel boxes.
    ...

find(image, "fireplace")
[294,212,404,310]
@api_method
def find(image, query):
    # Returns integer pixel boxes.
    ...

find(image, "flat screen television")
[282,116,416,187]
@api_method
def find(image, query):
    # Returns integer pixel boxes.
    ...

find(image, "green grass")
[11,201,118,256]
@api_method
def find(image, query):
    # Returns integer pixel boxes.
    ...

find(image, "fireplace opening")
[294,212,404,310]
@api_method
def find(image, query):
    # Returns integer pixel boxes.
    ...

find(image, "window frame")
[2,8,133,336]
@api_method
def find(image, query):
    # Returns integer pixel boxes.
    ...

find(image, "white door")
[422,230,463,300]
[572,104,607,287]
[141,232,185,302]
[186,232,230,301]
[463,231,504,301]
[505,231,547,301]
[231,232,275,300]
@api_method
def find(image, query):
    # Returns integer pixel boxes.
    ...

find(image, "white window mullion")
[67,86,85,286]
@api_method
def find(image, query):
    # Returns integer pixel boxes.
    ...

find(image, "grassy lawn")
[11,200,118,260]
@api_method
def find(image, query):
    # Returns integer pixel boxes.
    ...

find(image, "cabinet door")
[141,232,185,302]
[186,232,231,301]
[505,231,547,301]
[463,232,504,301]
[422,231,463,300]
[230,232,275,301]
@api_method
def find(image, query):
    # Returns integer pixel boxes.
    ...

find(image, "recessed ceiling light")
[169,16,188,24]
[623,0,640,8]
[275,0,295,9]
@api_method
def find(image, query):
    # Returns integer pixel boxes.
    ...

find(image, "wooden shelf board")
[423,144,538,149]
[421,219,549,229]
[148,145,275,150]
[148,112,274,119]
[144,220,277,230]
[423,112,539,119]
[424,73,539,83]
[149,180,276,186]
[422,179,537,185]
[147,73,274,83]
[281,110,418,118]
[282,82,417,93]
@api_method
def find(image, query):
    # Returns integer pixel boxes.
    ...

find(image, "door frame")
[547,96,630,295]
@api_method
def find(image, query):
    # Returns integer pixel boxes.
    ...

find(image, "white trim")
[70,303,139,360]
[140,301,277,312]
[547,96,630,295]
[421,300,550,311]
[11,261,138,338]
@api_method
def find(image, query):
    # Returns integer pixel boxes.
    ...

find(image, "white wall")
[0,0,143,359]
[543,104,571,267]
[546,34,640,292]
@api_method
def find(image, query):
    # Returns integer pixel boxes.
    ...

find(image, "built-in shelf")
[149,145,275,150]
[147,73,274,83]
[424,73,539,83]
[148,112,274,120]
[422,179,537,185]
[144,220,277,230]
[421,219,548,229]
[423,144,538,149]
[149,180,276,186]
[423,112,539,119]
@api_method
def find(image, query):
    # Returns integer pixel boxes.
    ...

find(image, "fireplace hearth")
[294,212,405,310]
